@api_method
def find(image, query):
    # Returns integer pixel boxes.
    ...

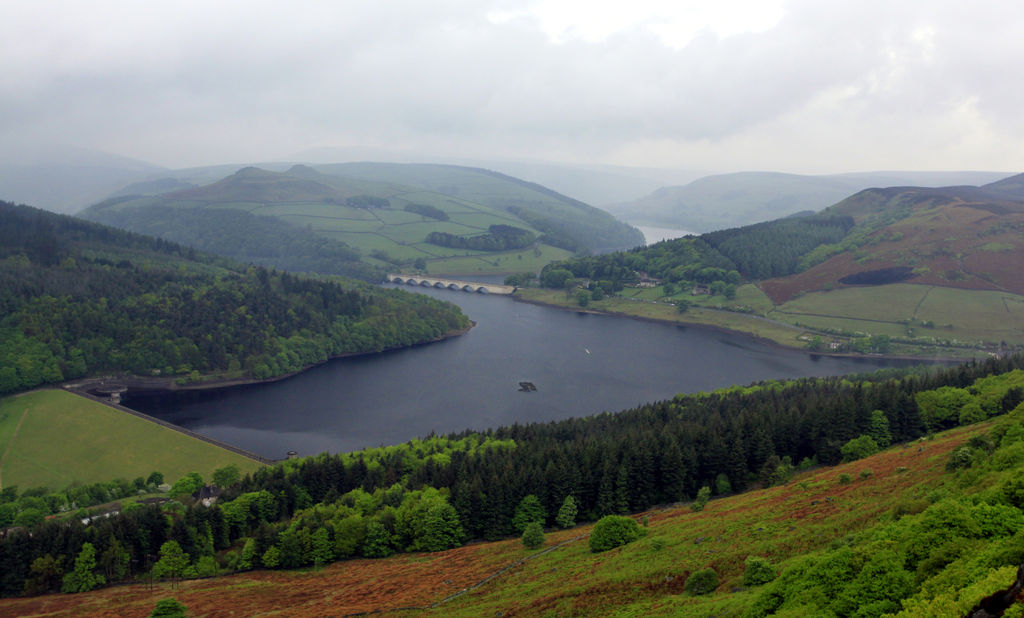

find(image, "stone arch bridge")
[387,274,516,295]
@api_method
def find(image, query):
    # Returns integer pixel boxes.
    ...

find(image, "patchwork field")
[0,390,263,492]
[769,284,1024,345]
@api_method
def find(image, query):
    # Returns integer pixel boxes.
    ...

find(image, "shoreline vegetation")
[67,322,475,397]
[510,287,979,362]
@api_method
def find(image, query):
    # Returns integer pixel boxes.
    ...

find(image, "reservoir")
[126,283,935,459]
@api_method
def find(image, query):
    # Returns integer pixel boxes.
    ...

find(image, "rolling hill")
[82,163,643,278]
[607,170,1012,234]
[528,173,1024,357]
[0,200,469,395]
[761,174,1024,302]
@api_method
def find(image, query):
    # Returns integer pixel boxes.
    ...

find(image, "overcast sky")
[2,0,1022,173]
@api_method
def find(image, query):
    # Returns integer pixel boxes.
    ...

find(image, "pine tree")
[61,542,105,593]
[555,496,578,529]
[521,522,545,550]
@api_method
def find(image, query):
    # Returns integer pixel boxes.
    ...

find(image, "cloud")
[0,0,1021,172]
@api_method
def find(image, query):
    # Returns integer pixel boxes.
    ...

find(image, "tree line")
[425,224,536,252]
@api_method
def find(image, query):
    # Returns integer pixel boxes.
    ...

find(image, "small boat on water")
[518,381,537,392]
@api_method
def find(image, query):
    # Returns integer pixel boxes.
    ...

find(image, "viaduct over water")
[387,274,516,295]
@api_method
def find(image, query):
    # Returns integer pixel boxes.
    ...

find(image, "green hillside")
[0,390,262,492]
[5,359,1024,615]
[0,201,469,395]
[83,163,641,278]
[531,174,1024,357]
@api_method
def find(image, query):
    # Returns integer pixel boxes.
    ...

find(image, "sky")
[2,0,1022,173]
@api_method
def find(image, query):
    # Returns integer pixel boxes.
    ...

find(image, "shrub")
[589,515,645,552]
[838,473,852,485]
[946,445,974,471]
[859,469,874,480]
[692,486,711,512]
[149,598,187,617]
[512,495,547,534]
[521,522,545,550]
[840,435,879,462]
[742,556,776,586]
[686,567,719,595]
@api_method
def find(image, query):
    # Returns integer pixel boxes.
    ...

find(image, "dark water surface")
[126,282,932,458]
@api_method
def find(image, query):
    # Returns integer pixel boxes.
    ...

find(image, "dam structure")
[387,274,516,295]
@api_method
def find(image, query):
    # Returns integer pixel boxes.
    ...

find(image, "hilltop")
[82,163,643,278]
[607,170,1012,233]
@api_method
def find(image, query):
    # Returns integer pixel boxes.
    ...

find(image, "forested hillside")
[0,202,470,395]
[538,213,852,296]
[3,354,1024,608]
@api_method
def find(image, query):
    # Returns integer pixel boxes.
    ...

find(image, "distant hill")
[85,163,643,277]
[759,179,1024,303]
[311,162,644,252]
[0,145,163,214]
[608,170,1012,233]
[108,177,197,198]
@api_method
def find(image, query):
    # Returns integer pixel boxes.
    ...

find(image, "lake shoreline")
[510,293,968,364]
[66,322,476,397]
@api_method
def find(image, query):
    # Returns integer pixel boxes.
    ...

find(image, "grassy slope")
[87,163,641,276]
[87,170,567,276]
[0,418,988,617]
[0,390,262,491]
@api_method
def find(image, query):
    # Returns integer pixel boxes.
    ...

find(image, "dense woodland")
[425,224,536,252]
[3,354,1024,600]
[0,202,469,394]
[538,214,855,292]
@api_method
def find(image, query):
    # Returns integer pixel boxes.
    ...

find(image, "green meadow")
[0,390,263,492]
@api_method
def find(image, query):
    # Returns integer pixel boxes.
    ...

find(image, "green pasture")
[424,244,573,276]
[769,284,1024,345]
[0,390,263,492]
[515,288,808,347]
[617,284,774,314]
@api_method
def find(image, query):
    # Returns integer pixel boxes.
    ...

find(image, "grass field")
[516,288,811,347]
[519,279,1019,358]
[0,416,986,617]
[0,390,263,492]
[421,245,575,276]
[770,284,1024,345]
